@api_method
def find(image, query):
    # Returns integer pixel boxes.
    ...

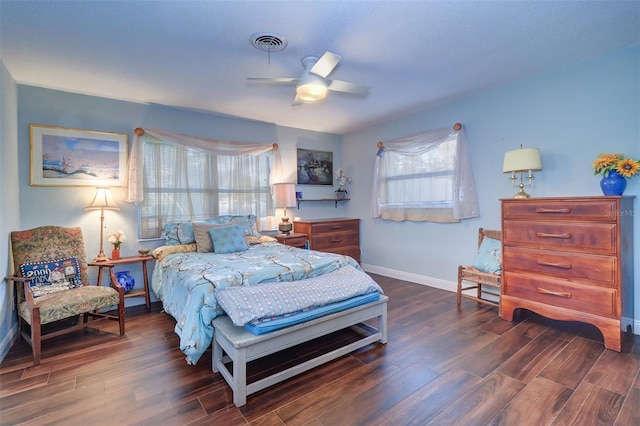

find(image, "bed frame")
[212,295,388,406]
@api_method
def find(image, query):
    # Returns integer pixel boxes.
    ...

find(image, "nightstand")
[89,255,154,309]
[274,233,307,248]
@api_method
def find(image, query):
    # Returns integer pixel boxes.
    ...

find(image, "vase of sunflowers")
[592,153,640,196]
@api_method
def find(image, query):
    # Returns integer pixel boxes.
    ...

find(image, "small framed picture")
[30,124,128,187]
[297,148,333,185]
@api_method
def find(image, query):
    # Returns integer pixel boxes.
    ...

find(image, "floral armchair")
[7,226,125,365]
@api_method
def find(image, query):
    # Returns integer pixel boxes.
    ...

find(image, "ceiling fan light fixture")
[296,73,328,102]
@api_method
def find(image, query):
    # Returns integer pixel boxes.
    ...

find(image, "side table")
[89,255,154,309]
[274,233,307,248]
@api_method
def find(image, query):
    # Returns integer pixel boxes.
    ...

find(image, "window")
[372,125,478,222]
[134,132,274,239]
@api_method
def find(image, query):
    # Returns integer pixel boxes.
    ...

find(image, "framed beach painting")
[30,124,128,187]
[297,148,333,185]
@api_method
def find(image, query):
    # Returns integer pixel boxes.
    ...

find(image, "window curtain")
[371,125,479,222]
[123,128,281,203]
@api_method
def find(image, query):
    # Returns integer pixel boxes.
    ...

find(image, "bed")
[151,215,385,365]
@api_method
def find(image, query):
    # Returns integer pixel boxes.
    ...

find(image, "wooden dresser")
[293,218,360,263]
[500,196,634,352]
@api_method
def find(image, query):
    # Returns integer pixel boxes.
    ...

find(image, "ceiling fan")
[247,51,369,105]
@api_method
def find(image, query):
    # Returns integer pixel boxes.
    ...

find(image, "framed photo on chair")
[30,124,128,187]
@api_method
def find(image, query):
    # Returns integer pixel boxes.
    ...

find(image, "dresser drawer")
[502,199,617,221]
[304,220,360,235]
[310,232,359,250]
[503,221,616,253]
[503,272,617,318]
[322,246,360,260]
[503,246,616,287]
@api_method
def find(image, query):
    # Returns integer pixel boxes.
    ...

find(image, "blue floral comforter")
[151,241,360,364]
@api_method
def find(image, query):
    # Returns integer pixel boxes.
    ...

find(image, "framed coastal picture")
[296,148,333,185]
[30,124,128,187]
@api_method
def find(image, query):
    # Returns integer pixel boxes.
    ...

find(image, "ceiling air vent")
[250,32,288,53]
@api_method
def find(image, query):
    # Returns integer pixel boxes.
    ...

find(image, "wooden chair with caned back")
[457,227,502,310]
[6,226,125,365]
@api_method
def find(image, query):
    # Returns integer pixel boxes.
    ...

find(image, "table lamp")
[503,146,542,198]
[86,187,120,261]
[272,183,296,235]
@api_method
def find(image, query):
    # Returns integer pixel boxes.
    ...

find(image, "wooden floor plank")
[427,371,526,425]
[1,273,638,425]
[584,346,640,395]
[274,358,400,425]
[312,360,441,425]
[551,381,624,425]
[496,334,569,383]
[538,337,605,390]
[369,367,482,425]
[490,376,573,425]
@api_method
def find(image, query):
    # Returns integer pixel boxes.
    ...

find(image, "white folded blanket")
[215,265,383,326]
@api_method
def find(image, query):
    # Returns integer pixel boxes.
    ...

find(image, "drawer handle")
[329,226,343,230]
[330,238,343,243]
[536,287,572,298]
[536,260,573,269]
[535,208,571,214]
[535,232,571,239]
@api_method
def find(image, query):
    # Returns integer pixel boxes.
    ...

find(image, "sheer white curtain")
[124,128,281,203]
[371,125,479,222]
[124,128,282,238]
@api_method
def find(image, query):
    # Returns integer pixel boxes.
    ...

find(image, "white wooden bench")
[212,295,388,407]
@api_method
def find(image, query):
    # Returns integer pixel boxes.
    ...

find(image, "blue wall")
[2,43,639,360]
[0,62,20,361]
[344,44,639,324]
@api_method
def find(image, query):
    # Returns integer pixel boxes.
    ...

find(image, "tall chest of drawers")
[294,218,360,263]
[500,196,634,352]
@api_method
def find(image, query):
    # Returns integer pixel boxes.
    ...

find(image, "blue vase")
[116,271,135,293]
[600,170,627,196]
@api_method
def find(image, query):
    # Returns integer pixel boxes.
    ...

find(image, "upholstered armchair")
[6,226,125,365]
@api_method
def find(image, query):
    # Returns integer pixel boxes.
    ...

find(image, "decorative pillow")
[161,221,196,246]
[152,243,197,261]
[193,223,225,253]
[208,224,249,254]
[472,237,502,274]
[162,215,261,245]
[245,235,277,245]
[19,257,82,297]
[208,215,261,238]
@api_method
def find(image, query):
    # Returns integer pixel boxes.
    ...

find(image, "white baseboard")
[360,263,638,336]
[361,263,458,293]
[0,323,18,362]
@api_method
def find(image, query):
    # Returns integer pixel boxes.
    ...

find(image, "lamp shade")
[272,183,297,208]
[86,187,120,211]
[503,148,542,173]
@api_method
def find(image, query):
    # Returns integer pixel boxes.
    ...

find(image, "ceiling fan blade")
[247,77,299,84]
[309,51,341,78]
[327,79,369,95]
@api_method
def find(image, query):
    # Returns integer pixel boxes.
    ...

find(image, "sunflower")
[616,158,640,178]
[592,153,639,179]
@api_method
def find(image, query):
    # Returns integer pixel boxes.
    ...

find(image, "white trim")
[361,263,457,292]
[0,323,18,362]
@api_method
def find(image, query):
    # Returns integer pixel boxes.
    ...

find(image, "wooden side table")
[89,255,154,309]
[274,233,307,248]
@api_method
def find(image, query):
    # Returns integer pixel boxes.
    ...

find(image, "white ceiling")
[1,1,638,135]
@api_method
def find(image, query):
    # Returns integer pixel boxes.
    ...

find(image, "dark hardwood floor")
[1,274,639,425]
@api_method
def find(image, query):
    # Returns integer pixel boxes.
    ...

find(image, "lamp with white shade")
[503,146,542,199]
[85,187,120,262]
[272,183,297,235]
